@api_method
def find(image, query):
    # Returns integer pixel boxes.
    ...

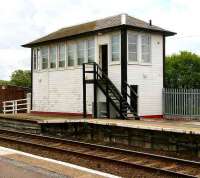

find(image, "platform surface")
[0,146,119,178]
[0,114,200,135]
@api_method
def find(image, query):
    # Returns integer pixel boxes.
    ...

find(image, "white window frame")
[127,31,152,65]
[41,46,49,70]
[77,40,86,66]
[49,44,57,69]
[110,32,121,65]
[32,48,41,71]
[127,32,139,64]
[141,34,152,64]
[57,42,66,69]
[67,42,76,68]
[87,38,95,63]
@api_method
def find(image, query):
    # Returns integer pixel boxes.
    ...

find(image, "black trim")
[121,25,127,100]
[83,64,87,118]
[163,36,166,88]
[31,48,33,110]
[93,64,97,118]
[130,85,138,115]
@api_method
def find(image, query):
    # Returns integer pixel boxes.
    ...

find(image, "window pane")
[142,35,150,44]
[111,34,120,62]
[88,48,94,62]
[142,53,150,63]
[58,43,65,68]
[88,39,95,63]
[141,35,151,63]
[112,44,119,53]
[49,45,56,68]
[88,39,94,48]
[128,34,137,44]
[129,53,137,62]
[112,52,119,61]
[41,47,48,69]
[128,44,137,53]
[77,41,85,65]
[128,33,138,62]
[68,44,75,67]
[112,35,119,44]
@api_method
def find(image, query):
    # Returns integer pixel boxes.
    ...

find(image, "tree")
[0,80,9,85]
[10,70,31,88]
[165,51,200,88]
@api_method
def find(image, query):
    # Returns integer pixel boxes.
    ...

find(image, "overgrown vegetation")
[0,80,9,85]
[165,51,200,89]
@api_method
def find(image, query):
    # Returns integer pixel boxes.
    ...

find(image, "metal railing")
[163,88,200,119]
[3,93,31,114]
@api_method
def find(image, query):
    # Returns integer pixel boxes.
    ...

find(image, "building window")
[111,34,120,62]
[58,43,65,68]
[141,34,151,63]
[87,39,95,63]
[128,33,138,62]
[68,44,75,67]
[49,45,57,68]
[77,41,85,65]
[41,46,48,69]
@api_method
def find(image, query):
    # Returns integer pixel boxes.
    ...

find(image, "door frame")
[99,44,108,75]
[130,85,138,115]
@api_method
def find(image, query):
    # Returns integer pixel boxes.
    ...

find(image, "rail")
[0,129,199,178]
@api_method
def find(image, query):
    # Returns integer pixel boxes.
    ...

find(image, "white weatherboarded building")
[23,14,175,119]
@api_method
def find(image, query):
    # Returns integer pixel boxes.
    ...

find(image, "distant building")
[23,14,176,119]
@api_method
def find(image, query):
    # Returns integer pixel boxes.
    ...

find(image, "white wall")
[32,31,120,114]
[32,31,163,116]
[127,33,163,116]
[33,68,94,113]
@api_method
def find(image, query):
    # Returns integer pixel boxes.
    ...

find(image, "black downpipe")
[31,48,33,110]
[163,35,166,88]
[93,64,97,118]
[121,25,128,116]
[83,64,87,118]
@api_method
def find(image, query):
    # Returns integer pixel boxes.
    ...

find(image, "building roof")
[23,14,176,47]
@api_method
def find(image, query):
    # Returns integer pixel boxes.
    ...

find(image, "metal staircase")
[83,62,139,120]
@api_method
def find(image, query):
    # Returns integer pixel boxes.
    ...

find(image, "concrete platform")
[0,114,200,135]
[0,146,119,178]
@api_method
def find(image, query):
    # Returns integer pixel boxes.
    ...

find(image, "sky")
[0,0,200,80]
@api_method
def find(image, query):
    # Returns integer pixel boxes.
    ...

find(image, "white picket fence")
[163,88,200,119]
[2,93,31,114]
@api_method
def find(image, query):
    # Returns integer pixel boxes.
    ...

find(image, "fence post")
[3,102,5,114]
[14,100,17,114]
[162,88,165,116]
[27,93,31,113]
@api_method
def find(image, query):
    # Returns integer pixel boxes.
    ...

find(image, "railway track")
[0,129,199,178]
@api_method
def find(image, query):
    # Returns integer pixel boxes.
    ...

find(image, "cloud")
[0,0,200,79]
[0,48,30,79]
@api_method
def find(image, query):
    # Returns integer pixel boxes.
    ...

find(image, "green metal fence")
[163,88,200,119]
